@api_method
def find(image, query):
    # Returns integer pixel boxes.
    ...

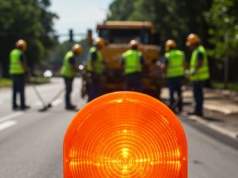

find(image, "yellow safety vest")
[9,49,25,74]
[60,51,76,78]
[165,49,185,78]
[122,49,142,74]
[189,45,210,81]
[87,47,103,74]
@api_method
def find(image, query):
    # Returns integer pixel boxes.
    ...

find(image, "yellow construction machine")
[81,21,164,99]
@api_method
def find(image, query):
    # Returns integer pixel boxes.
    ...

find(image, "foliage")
[211,81,238,92]
[106,0,238,85]
[48,39,89,73]
[107,0,135,20]
[107,0,237,60]
[0,0,58,77]
[1,0,237,85]
[0,77,12,87]
[107,0,212,54]
[204,0,238,60]
[0,76,50,88]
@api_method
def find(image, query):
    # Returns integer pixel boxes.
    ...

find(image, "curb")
[204,104,238,115]
[186,114,238,139]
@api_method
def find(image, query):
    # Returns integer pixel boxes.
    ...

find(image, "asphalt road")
[0,78,238,178]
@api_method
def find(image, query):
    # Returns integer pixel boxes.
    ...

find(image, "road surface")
[0,78,238,178]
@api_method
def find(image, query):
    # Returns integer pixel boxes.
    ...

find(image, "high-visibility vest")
[122,49,142,74]
[165,49,185,78]
[189,45,210,81]
[87,47,103,74]
[9,49,25,74]
[60,51,76,78]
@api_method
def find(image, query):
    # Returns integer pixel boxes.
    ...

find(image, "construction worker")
[60,44,82,110]
[9,39,30,110]
[162,39,185,113]
[87,37,105,102]
[186,33,210,117]
[121,40,145,92]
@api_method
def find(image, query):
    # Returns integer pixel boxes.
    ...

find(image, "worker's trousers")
[11,74,26,107]
[88,72,101,102]
[124,72,142,92]
[167,76,183,111]
[63,77,74,107]
[192,80,204,113]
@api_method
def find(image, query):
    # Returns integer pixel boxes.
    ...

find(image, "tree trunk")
[223,56,229,89]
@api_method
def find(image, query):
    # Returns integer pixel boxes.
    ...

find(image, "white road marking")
[0,98,62,132]
[0,112,24,123]
[189,115,238,139]
[0,120,17,131]
[204,104,233,115]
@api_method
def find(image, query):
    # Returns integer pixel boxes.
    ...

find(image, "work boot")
[20,105,31,110]
[13,105,20,110]
[188,111,203,117]
[65,105,77,111]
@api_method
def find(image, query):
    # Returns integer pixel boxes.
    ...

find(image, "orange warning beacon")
[63,91,187,178]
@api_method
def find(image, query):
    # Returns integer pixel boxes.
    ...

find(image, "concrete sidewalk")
[160,87,238,139]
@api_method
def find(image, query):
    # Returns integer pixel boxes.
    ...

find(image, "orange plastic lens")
[63,92,187,178]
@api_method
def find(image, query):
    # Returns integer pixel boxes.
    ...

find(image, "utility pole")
[69,29,74,42]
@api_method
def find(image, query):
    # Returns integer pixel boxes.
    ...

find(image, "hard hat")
[165,39,177,52]
[129,39,140,49]
[186,33,200,46]
[72,44,82,55]
[16,39,27,52]
[93,37,105,47]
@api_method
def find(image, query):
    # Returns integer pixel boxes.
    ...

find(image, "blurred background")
[0,0,238,91]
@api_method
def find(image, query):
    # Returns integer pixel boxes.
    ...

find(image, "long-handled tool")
[31,84,50,112]
[42,87,65,111]
[32,84,65,112]
[38,87,65,112]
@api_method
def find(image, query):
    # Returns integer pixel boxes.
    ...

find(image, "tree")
[106,0,212,55]
[107,0,135,21]
[205,0,238,87]
[0,0,58,77]
[104,0,238,86]
[205,0,238,60]
[50,39,89,71]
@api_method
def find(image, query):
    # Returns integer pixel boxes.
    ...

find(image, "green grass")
[211,81,238,92]
[0,77,50,88]
[29,77,50,84]
[0,78,12,87]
